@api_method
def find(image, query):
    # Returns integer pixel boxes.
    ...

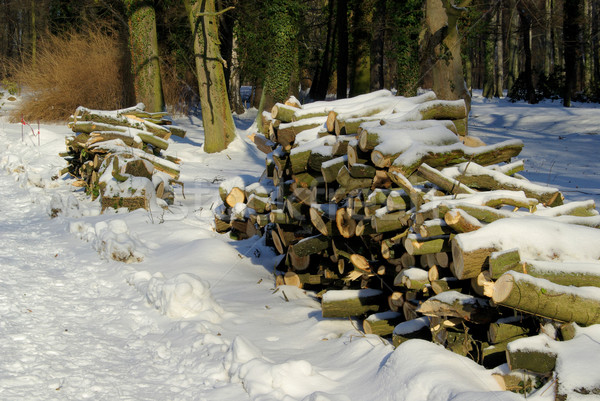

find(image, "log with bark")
[321,289,386,318]
[492,271,600,326]
[388,139,524,177]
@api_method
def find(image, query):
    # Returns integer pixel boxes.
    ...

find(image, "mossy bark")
[493,272,600,326]
[185,0,236,153]
[258,0,300,119]
[125,0,165,113]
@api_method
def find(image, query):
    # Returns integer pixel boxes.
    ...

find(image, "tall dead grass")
[11,25,131,122]
[160,56,199,116]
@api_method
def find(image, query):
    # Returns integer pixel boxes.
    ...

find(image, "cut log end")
[491,273,515,304]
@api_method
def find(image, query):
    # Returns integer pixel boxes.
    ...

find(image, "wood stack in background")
[216,90,600,395]
[60,103,185,211]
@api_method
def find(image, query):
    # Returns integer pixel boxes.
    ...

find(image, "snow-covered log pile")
[60,104,185,212]
[216,89,600,394]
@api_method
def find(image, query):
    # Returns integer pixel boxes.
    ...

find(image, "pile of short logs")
[216,90,600,395]
[60,103,185,211]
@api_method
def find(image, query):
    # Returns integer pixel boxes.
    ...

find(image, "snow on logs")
[221,89,600,392]
[60,103,185,212]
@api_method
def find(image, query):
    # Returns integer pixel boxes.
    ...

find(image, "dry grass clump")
[160,56,199,116]
[11,26,130,122]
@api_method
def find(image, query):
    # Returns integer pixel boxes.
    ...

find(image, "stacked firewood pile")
[60,104,185,211]
[216,90,600,394]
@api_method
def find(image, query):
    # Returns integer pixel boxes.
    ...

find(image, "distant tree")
[506,0,520,94]
[518,4,536,104]
[308,0,336,101]
[370,0,385,91]
[482,2,495,99]
[563,0,583,106]
[349,0,373,96]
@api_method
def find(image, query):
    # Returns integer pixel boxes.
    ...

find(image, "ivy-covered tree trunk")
[124,0,164,113]
[185,0,236,153]
[262,0,300,111]
[254,0,300,128]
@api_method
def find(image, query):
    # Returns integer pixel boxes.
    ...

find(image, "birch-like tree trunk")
[184,0,236,153]
[494,3,503,97]
[544,0,552,77]
[229,28,245,114]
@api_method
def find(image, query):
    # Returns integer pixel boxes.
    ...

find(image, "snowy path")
[0,170,246,400]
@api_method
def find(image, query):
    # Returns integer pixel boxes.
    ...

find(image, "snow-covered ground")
[0,90,598,400]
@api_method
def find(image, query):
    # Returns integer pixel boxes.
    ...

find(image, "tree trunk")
[229,25,245,114]
[482,2,495,99]
[544,0,553,78]
[125,0,165,113]
[370,0,386,91]
[518,6,536,104]
[583,0,592,92]
[494,3,503,97]
[262,0,299,113]
[336,0,349,98]
[563,0,583,106]
[426,0,472,111]
[349,0,372,96]
[184,0,236,153]
[506,0,520,93]
[309,0,336,101]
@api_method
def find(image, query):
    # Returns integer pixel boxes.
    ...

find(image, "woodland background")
[1,0,598,125]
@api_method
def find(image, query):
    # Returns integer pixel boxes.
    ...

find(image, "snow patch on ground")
[128,271,224,321]
[69,218,146,263]
[224,336,339,401]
